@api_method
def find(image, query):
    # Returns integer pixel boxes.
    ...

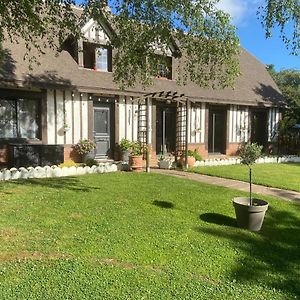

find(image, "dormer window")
[96,47,111,72]
[156,56,172,80]
[83,42,112,72]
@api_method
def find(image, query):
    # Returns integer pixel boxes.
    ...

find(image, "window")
[96,47,109,72]
[156,56,172,79]
[83,42,112,72]
[0,98,40,139]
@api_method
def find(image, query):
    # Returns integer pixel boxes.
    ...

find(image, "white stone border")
[194,155,300,167]
[0,163,119,181]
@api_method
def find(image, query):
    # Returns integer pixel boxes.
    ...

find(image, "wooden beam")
[146,97,151,173]
[185,99,190,169]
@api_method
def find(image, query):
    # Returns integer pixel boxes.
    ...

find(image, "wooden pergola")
[132,91,194,172]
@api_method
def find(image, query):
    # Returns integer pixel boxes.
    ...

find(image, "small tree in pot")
[233,143,269,231]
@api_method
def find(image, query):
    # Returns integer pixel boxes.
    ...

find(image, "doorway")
[156,106,176,154]
[93,103,115,158]
[208,108,227,154]
[251,110,267,148]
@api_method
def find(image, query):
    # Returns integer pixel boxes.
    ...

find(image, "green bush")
[85,158,99,167]
[119,138,131,151]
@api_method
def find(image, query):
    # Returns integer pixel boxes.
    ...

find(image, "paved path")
[152,169,300,202]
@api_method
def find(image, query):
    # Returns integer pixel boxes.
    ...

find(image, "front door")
[251,111,267,148]
[208,108,227,154]
[156,106,176,154]
[93,104,114,158]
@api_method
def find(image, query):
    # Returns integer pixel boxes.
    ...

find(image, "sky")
[216,0,299,71]
[77,0,299,71]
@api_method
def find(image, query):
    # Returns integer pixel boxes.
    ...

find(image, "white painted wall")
[82,18,110,44]
[229,105,250,143]
[188,103,206,144]
[46,90,89,145]
[117,96,144,143]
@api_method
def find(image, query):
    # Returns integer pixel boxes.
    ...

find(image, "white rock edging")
[0,162,119,182]
[194,155,300,167]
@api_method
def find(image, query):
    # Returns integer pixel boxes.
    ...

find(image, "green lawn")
[190,163,300,192]
[0,173,299,299]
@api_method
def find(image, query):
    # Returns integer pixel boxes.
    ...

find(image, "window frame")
[83,42,112,72]
[0,97,41,141]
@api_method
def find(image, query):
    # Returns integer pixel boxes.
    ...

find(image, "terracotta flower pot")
[187,156,196,168]
[130,155,143,172]
[179,156,196,168]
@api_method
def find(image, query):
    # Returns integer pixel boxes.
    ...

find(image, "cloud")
[216,0,262,25]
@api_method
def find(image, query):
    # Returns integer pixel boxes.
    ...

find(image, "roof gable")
[81,18,113,45]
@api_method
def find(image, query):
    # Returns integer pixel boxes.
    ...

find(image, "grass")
[190,163,300,192]
[0,173,299,299]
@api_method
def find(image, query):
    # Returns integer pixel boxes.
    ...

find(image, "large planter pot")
[158,160,173,169]
[179,156,196,168]
[83,151,95,163]
[232,197,269,231]
[130,155,143,172]
[120,150,130,163]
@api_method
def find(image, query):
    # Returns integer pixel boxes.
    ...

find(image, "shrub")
[58,160,80,168]
[119,138,131,151]
[84,158,99,167]
[187,149,202,161]
[130,141,148,156]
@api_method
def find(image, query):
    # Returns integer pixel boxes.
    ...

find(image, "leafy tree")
[259,0,299,55]
[0,1,298,88]
[267,65,300,154]
[267,65,300,123]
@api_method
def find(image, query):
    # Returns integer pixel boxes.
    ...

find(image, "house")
[0,7,284,167]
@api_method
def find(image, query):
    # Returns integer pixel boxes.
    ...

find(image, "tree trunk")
[249,167,252,206]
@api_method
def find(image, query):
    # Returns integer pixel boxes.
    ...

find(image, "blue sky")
[77,0,299,71]
[216,0,299,71]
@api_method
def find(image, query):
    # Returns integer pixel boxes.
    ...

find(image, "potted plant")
[129,141,146,172]
[74,139,96,163]
[179,149,201,168]
[158,153,174,169]
[232,143,269,231]
[119,138,131,162]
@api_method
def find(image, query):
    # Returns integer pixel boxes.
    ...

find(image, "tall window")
[83,43,112,72]
[96,47,109,72]
[0,98,40,139]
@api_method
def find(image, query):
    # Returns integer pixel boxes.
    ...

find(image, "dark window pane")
[94,109,109,134]
[0,98,39,139]
[0,99,17,138]
[18,99,39,139]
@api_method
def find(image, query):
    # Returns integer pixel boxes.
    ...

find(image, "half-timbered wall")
[46,90,89,145]
[188,103,206,144]
[81,19,110,44]
[118,96,139,142]
[229,105,250,143]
